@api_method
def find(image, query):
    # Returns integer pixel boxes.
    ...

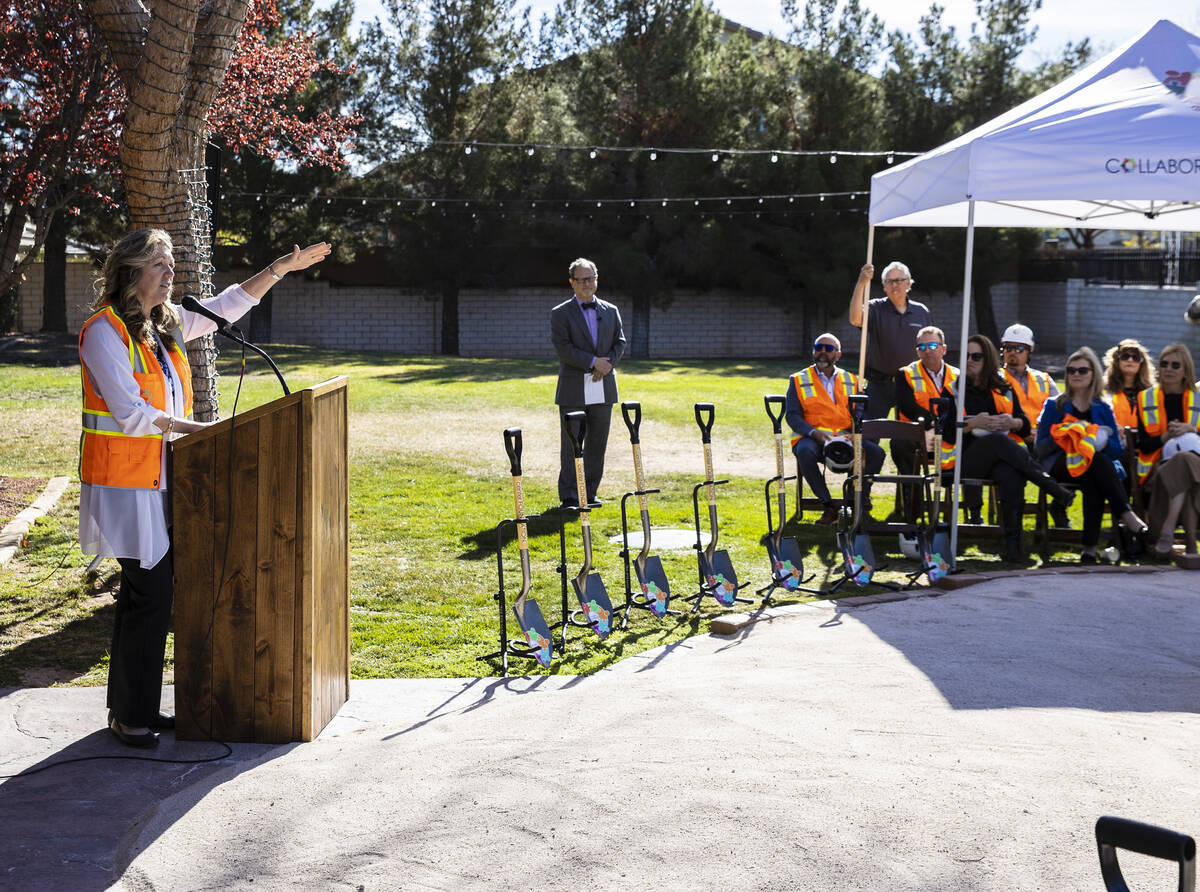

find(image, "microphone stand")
[212,326,290,396]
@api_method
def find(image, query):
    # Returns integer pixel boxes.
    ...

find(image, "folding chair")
[859,419,934,537]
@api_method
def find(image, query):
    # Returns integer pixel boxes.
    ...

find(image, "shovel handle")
[848,393,869,434]
[503,427,522,477]
[929,396,951,435]
[564,411,586,458]
[694,403,715,444]
[764,395,785,434]
[622,401,641,444]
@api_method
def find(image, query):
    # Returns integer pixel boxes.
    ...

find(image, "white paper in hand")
[583,371,605,405]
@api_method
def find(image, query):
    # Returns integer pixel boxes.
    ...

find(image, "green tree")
[358,0,538,354]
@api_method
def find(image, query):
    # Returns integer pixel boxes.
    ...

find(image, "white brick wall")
[14,263,1200,361]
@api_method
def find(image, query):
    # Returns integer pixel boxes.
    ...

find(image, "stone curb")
[0,476,71,566]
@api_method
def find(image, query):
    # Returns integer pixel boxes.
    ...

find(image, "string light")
[829,153,838,164]
[464,145,473,155]
[770,153,778,163]
[887,153,895,164]
[396,137,915,161]
[711,152,720,162]
[649,150,657,161]
[589,148,597,159]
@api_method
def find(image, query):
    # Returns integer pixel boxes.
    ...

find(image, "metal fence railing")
[1020,250,1200,287]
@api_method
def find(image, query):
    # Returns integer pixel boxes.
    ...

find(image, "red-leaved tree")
[3,0,356,413]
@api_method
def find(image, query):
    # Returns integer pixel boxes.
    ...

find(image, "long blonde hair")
[1158,343,1197,393]
[91,229,181,346]
[1057,346,1103,408]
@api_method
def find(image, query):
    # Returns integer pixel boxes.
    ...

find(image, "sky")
[342,1,1200,70]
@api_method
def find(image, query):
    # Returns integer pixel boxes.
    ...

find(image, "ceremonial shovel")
[694,403,745,606]
[762,395,815,593]
[836,394,877,587]
[503,429,553,666]
[924,397,954,579]
[564,412,613,637]
[621,401,671,616]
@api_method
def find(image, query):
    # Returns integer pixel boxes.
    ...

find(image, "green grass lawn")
[0,344,1089,686]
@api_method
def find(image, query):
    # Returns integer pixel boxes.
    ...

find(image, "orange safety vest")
[1050,415,1099,477]
[1135,386,1200,484]
[788,366,860,448]
[1005,367,1054,428]
[901,360,959,471]
[942,387,1023,472]
[1110,389,1138,431]
[79,306,193,490]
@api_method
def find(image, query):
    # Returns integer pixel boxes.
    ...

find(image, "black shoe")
[108,717,159,749]
[587,497,602,508]
[1079,552,1098,564]
[559,498,578,510]
[149,713,175,730]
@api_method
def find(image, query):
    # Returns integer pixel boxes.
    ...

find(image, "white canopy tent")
[866,18,1200,560]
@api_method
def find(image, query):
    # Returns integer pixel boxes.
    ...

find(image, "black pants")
[959,433,1063,529]
[864,377,897,424]
[891,436,924,520]
[108,551,173,727]
[1048,453,1130,547]
[558,403,612,505]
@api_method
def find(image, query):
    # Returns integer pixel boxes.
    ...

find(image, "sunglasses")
[812,343,838,353]
[1161,360,1184,370]
[1066,365,1092,376]
[916,341,943,352]
[1118,351,1143,362]
[966,352,984,362]
[1001,344,1028,353]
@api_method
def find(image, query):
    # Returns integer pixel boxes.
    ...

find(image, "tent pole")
[950,201,976,562]
[857,226,875,380]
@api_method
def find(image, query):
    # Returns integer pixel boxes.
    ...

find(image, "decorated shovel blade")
[706,550,741,606]
[773,536,808,591]
[838,529,875,587]
[635,556,671,617]
[514,599,553,667]
[573,574,613,638]
[928,527,953,580]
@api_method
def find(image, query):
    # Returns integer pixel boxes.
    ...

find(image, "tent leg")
[950,200,976,563]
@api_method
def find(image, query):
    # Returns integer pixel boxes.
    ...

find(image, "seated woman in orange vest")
[80,229,331,748]
[785,333,884,526]
[942,334,1075,562]
[1102,338,1155,431]
[1135,343,1200,557]
[1035,347,1147,564]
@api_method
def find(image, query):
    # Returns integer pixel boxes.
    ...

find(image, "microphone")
[180,295,240,335]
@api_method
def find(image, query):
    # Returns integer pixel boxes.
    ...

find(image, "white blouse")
[78,284,260,568]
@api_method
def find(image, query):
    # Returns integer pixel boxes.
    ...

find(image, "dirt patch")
[0,476,49,527]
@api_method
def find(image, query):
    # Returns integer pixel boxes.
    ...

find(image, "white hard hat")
[898,532,922,561]
[1186,294,1200,326]
[822,436,854,473]
[1001,323,1035,348]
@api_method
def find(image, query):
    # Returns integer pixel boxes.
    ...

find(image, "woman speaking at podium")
[79,229,330,748]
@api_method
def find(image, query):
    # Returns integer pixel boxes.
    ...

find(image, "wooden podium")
[171,377,349,743]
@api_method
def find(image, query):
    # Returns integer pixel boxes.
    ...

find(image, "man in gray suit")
[552,257,626,507]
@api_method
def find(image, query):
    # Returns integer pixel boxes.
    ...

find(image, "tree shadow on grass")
[0,601,114,688]
[457,509,579,560]
[0,332,79,367]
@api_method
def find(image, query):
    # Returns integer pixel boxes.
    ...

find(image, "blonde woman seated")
[1036,347,1147,563]
[1102,338,1155,431]
[1135,343,1200,556]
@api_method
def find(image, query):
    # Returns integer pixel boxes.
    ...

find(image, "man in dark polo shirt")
[848,261,934,421]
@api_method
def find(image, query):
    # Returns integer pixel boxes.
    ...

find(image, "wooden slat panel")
[254,404,299,743]
[171,434,215,741]
[312,385,349,735]
[210,417,260,741]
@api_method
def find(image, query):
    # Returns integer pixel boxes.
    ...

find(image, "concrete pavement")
[2,570,1197,890]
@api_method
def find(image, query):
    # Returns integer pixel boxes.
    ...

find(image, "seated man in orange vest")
[894,325,958,522]
[786,333,885,525]
[1001,323,1068,527]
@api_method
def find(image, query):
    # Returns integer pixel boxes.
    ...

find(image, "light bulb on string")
[829,153,837,164]
[770,153,778,163]
[711,152,719,162]
[464,145,472,155]
[649,150,657,161]
[589,148,597,159]
[886,152,894,164]
[525,145,535,156]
